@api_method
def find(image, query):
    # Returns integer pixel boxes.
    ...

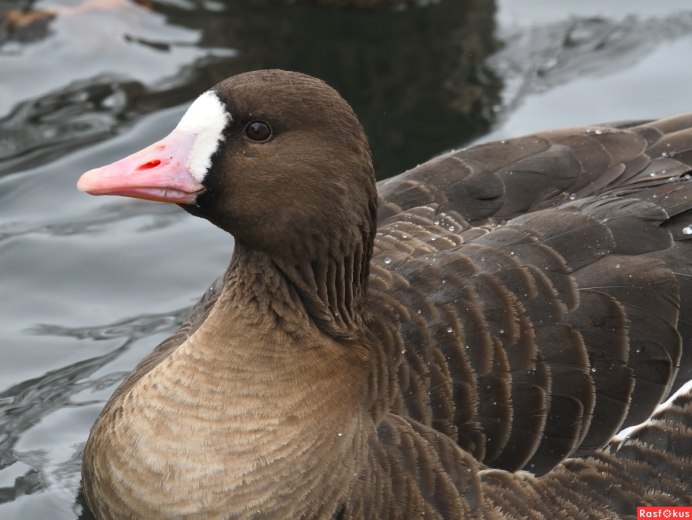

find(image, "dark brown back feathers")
[370,116,692,476]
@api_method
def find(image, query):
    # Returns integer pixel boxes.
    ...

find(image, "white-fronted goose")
[77,70,692,519]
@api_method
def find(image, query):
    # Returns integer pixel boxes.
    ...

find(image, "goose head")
[78,70,377,260]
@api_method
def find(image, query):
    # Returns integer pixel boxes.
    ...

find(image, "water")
[2,1,692,517]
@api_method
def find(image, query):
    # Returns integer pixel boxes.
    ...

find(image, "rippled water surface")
[2,1,692,517]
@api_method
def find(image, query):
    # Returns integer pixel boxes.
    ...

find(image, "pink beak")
[77,129,205,204]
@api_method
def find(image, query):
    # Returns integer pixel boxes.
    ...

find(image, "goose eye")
[244,121,272,142]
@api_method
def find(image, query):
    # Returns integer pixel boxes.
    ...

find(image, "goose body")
[78,70,692,519]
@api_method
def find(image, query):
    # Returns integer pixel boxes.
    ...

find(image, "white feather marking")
[612,378,692,443]
[176,90,231,182]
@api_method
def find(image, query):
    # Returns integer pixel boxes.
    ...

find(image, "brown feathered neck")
[226,201,377,342]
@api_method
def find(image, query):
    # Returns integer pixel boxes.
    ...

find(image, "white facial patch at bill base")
[176,90,232,183]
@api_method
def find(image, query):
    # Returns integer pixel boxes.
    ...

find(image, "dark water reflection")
[2,1,692,518]
[0,0,500,180]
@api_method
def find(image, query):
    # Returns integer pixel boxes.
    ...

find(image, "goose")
[77,69,692,519]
